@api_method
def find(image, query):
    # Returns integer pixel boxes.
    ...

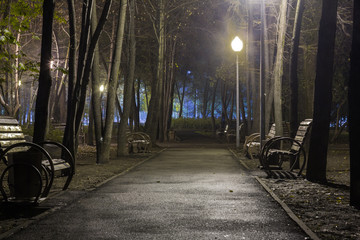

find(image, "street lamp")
[231,36,243,148]
[259,0,265,148]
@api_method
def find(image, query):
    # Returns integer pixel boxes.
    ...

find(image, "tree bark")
[246,1,254,134]
[63,0,76,154]
[273,0,288,136]
[145,0,166,144]
[289,0,305,138]
[210,79,219,132]
[349,0,360,209]
[90,0,102,154]
[306,0,338,183]
[162,38,177,141]
[117,0,134,156]
[33,0,54,143]
[95,0,126,161]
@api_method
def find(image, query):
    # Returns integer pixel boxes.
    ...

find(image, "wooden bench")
[243,122,290,160]
[0,116,74,204]
[243,123,276,159]
[126,132,151,153]
[259,119,313,178]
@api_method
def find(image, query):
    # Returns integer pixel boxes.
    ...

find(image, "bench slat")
[0,125,23,132]
[42,159,71,171]
[0,117,21,125]
[0,139,27,148]
[0,133,25,140]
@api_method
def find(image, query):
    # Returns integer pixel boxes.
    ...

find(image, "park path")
[6,131,308,239]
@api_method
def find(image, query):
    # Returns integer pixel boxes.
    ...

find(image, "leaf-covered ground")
[237,143,360,240]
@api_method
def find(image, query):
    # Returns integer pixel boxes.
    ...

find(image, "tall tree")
[33,0,54,143]
[289,0,305,138]
[273,0,288,136]
[117,0,134,156]
[0,1,42,118]
[306,0,338,183]
[145,0,166,144]
[63,0,112,156]
[92,0,127,161]
[90,0,103,162]
[349,0,360,209]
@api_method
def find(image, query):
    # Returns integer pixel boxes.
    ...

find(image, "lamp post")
[259,0,266,149]
[231,36,244,148]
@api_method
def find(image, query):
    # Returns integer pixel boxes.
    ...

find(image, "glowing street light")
[99,84,105,92]
[231,36,244,148]
[231,36,243,52]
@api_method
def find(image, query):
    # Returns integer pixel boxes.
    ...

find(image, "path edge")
[255,176,320,240]
[228,148,320,240]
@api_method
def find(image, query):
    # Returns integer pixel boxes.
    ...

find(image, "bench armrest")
[259,137,306,173]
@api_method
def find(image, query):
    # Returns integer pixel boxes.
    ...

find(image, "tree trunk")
[63,0,112,156]
[134,79,141,130]
[90,0,101,151]
[289,0,305,138]
[52,43,69,123]
[74,0,112,143]
[306,0,338,183]
[33,0,54,144]
[175,75,186,118]
[273,0,288,136]
[246,1,254,133]
[202,77,209,119]
[193,87,196,119]
[348,0,360,209]
[92,0,125,161]
[210,79,219,132]
[87,97,94,146]
[117,0,134,156]
[145,0,165,144]
[162,38,177,141]
[63,0,76,154]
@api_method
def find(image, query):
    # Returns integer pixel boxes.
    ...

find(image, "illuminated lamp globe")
[231,36,243,52]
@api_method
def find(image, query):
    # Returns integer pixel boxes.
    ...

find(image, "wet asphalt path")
[6,132,308,239]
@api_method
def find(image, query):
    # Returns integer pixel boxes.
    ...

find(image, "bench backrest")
[0,116,26,150]
[291,119,313,152]
[268,122,290,139]
[267,124,276,139]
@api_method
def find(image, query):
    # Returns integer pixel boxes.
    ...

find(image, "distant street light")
[231,36,244,148]
[99,84,105,92]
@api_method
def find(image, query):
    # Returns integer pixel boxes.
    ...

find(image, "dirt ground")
[1,142,359,239]
[235,143,360,240]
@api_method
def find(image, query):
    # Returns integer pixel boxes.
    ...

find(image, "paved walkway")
[6,132,308,239]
